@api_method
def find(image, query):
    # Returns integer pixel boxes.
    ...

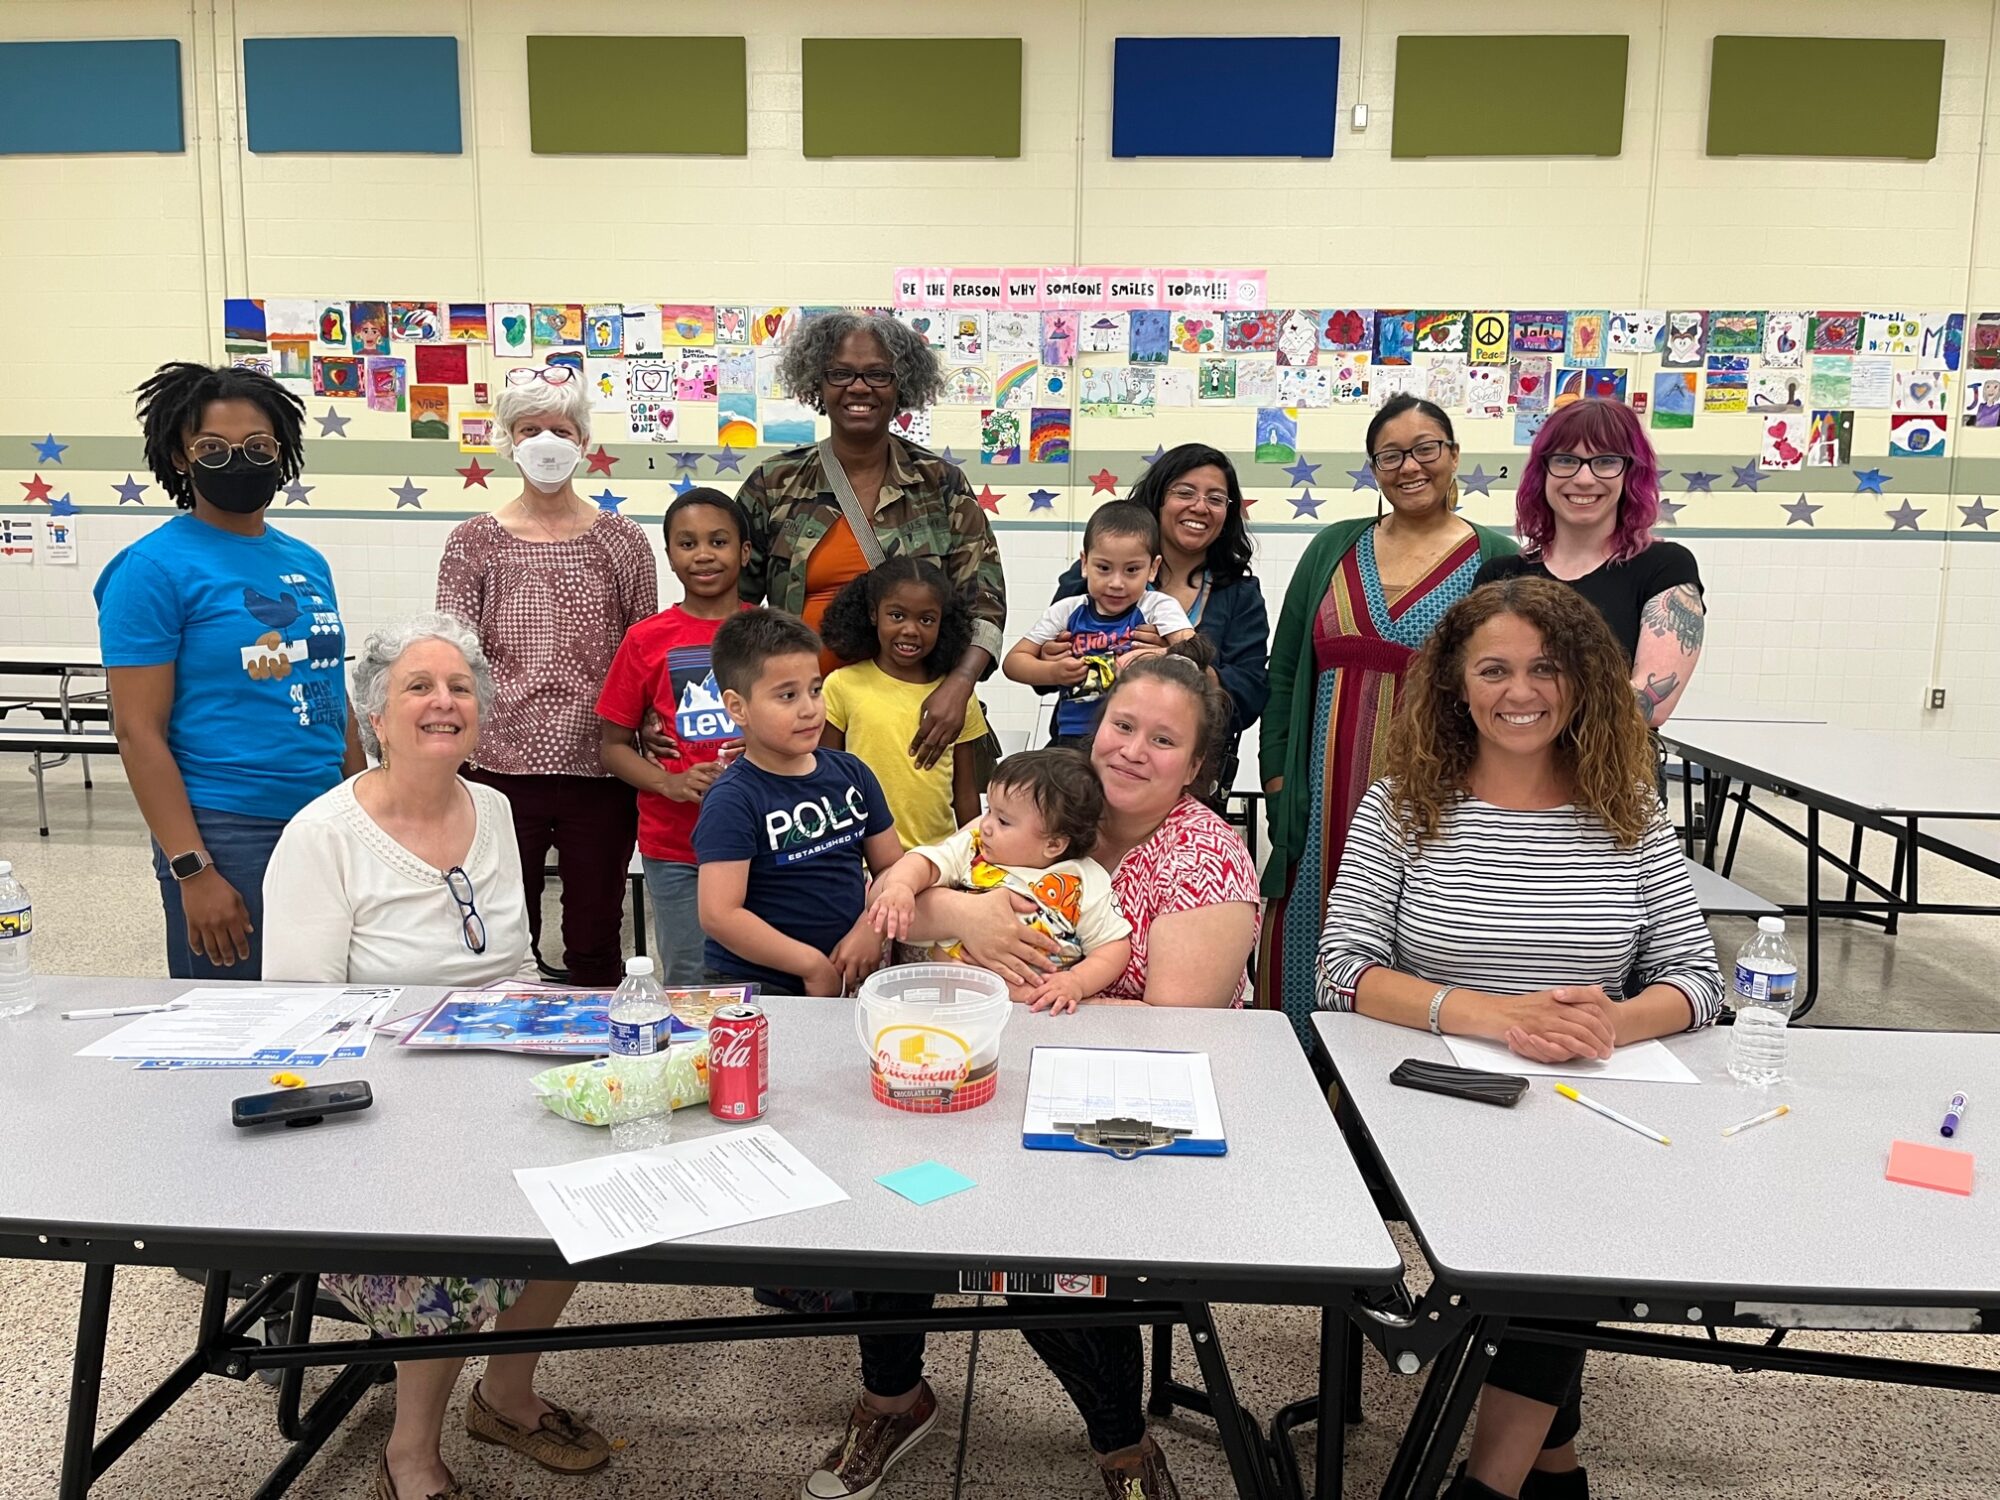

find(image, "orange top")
[802,516,871,678]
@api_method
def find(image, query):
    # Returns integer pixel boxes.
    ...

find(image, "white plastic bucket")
[854,963,1012,1113]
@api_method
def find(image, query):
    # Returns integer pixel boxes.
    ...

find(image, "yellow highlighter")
[1553,1083,1671,1146]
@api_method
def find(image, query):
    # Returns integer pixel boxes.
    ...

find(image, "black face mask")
[192,455,282,514]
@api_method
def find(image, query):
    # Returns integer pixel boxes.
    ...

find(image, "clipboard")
[1022,1046,1228,1159]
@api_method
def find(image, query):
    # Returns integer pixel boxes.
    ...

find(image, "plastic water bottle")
[608,957,674,1150]
[0,862,32,1018]
[1728,916,1798,1085]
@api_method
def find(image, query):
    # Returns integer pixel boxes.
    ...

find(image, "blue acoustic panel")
[1112,36,1340,157]
[0,39,184,154]
[243,36,461,153]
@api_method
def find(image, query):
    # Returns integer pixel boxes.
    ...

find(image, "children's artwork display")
[177,279,1986,530]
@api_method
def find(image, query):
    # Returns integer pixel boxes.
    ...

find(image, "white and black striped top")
[1317,780,1725,1026]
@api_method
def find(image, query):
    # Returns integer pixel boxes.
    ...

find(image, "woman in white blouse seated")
[1317,575,1723,1500]
[264,614,608,1500]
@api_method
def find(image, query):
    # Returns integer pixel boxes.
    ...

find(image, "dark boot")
[1447,1464,1513,1499]
[1521,1465,1590,1500]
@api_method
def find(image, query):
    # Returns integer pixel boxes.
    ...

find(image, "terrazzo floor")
[3,757,1999,1499]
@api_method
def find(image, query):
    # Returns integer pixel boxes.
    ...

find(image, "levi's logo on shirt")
[667,645,738,744]
[765,786,870,863]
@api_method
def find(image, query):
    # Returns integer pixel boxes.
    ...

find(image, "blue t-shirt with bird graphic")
[95,513,348,820]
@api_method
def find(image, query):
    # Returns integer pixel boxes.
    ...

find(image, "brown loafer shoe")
[1099,1436,1182,1500]
[464,1381,611,1475]
[375,1451,466,1499]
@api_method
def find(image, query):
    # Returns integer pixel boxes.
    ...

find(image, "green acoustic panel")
[802,38,1020,157]
[527,35,746,154]
[1708,36,1944,159]
[1393,35,1628,157]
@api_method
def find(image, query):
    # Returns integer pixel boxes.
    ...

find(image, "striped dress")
[1316,780,1725,1025]
[1260,526,1484,1047]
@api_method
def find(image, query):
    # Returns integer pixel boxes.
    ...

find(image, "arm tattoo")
[1637,672,1679,714]
[1641,584,1706,653]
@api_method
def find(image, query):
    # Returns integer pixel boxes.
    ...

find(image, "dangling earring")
[1446,477,1462,511]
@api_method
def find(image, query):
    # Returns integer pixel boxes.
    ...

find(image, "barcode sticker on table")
[957,1270,1107,1297]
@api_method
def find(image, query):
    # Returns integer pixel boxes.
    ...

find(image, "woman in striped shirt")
[1318,575,1722,1500]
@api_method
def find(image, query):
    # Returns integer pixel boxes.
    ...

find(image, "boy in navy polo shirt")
[1002,501,1196,748]
[693,608,903,997]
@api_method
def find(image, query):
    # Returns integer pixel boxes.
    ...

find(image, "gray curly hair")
[776,311,945,415]
[350,612,496,763]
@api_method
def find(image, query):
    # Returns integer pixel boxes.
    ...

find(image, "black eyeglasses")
[188,436,282,469]
[824,367,896,389]
[1371,438,1454,471]
[1546,452,1631,479]
[444,866,487,955]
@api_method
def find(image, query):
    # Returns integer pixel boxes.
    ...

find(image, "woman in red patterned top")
[435,370,657,986]
[939,635,1260,1007]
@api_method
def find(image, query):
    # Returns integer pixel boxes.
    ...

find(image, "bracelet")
[1427,985,1455,1036]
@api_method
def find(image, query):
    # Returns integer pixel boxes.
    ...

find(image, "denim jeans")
[149,805,290,981]
[640,857,704,987]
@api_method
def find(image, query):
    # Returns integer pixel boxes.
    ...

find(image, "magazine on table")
[393,985,754,1054]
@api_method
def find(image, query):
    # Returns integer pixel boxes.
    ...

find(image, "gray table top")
[1668,697,1825,725]
[1318,1012,2000,1305]
[1661,719,2000,819]
[0,978,1402,1297]
[0,652,104,674]
[1684,857,1780,917]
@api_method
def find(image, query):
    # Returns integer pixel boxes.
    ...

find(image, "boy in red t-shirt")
[596,488,749,983]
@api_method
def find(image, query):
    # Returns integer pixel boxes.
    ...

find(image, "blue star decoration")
[1141,444,1167,466]
[1345,465,1379,492]
[1679,470,1719,493]
[672,451,702,473]
[1027,488,1058,512]
[111,474,149,505]
[591,488,626,513]
[1291,488,1323,518]
[31,434,67,464]
[1781,495,1821,527]
[671,476,696,496]
[1283,455,1321,487]
[1853,467,1892,495]
[1960,497,1995,530]
[1458,464,1496,497]
[48,492,76,516]
[280,479,313,506]
[389,478,426,509]
[1730,463,1764,491]
[316,407,352,438]
[1656,497,1686,525]
[710,445,745,475]
[936,447,966,468]
[1885,500,1925,532]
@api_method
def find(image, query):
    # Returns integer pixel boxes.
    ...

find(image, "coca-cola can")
[708,1002,768,1120]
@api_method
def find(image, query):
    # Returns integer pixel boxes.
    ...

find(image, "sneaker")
[1099,1437,1182,1500]
[803,1381,939,1500]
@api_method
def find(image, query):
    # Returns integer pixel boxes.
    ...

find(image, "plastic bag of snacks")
[530,1039,710,1127]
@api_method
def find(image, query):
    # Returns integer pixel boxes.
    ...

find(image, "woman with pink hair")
[1474,399,1705,725]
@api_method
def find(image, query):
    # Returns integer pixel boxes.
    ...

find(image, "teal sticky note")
[876,1162,976,1206]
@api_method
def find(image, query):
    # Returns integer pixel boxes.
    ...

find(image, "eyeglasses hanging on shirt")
[444,865,487,955]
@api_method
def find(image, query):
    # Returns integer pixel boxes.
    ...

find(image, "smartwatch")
[168,850,211,882]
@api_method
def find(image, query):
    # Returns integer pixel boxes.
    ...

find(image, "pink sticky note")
[1886,1139,1975,1196]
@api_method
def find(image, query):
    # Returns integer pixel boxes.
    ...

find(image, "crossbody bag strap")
[817,438,888,568]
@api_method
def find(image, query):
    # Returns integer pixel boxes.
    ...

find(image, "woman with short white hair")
[263,614,608,1499]
[435,369,657,986]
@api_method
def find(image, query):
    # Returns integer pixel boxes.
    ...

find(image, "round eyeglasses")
[188,436,281,469]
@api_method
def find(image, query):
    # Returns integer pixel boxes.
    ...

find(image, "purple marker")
[1941,1092,1969,1138]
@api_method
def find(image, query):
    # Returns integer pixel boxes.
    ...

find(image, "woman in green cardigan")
[1257,395,1517,1046]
